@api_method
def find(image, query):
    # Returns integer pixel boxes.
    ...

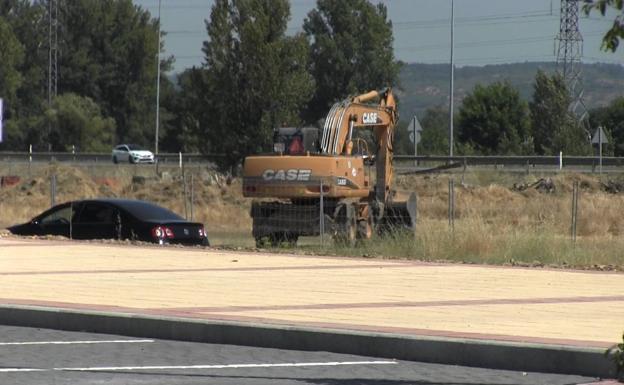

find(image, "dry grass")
[0,164,251,231]
[1,165,623,269]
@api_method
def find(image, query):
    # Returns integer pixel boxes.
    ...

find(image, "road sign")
[408,116,423,144]
[591,126,608,144]
[0,98,3,143]
[592,126,608,175]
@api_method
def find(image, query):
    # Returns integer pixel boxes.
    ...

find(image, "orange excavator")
[242,88,416,246]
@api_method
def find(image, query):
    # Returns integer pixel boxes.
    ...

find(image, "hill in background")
[396,62,624,122]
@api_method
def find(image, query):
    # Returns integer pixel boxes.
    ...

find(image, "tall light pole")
[448,0,455,157]
[155,0,162,155]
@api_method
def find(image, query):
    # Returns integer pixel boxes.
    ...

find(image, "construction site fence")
[40,175,586,246]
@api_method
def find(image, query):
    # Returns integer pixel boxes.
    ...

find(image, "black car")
[8,199,209,246]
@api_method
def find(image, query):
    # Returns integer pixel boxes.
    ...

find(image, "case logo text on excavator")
[262,169,312,181]
[362,112,378,124]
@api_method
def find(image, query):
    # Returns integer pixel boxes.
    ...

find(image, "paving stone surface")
[1,237,623,348]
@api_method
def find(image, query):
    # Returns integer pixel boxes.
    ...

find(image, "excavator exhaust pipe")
[379,192,417,236]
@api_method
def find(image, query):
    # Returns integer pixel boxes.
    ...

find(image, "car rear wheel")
[112,155,118,164]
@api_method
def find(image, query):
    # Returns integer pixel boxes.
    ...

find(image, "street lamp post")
[155,0,162,155]
[449,0,455,157]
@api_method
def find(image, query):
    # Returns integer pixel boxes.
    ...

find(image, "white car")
[112,144,155,164]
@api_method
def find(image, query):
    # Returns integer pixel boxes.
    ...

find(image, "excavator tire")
[357,216,374,240]
[256,232,299,248]
[333,202,357,246]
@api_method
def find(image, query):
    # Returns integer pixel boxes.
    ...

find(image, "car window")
[127,144,144,151]
[122,202,183,221]
[116,146,128,152]
[39,205,75,225]
[76,203,115,223]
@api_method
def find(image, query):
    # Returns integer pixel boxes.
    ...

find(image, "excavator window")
[273,127,319,155]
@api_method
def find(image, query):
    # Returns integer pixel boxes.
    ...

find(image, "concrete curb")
[0,304,615,378]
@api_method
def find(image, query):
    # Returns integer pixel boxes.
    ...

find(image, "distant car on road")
[112,144,155,164]
[7,199,209,246]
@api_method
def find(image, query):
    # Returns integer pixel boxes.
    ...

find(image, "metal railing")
[0,151,622,170]
[0,151,221,164]
[394,155,624,167]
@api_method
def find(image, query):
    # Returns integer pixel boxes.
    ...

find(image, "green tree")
[162,69,203,153]
[589,97,624,155]
[530,71,591,155]
[0,2,49,150]
[393,121,413,155]
[0,16,24,103]
[59,0,172,147]
[0,0,48,119]
[419,106,450,155]
[0,15,24,148]
[0,0,171,150]
[47,93,115,152]
[583,0,624,52]
[458,82,532,155]
[196,0,314,170]
[303,0,400,122]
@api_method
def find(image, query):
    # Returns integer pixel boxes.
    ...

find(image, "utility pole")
[155,0,162,155]
[555,0,588,129]
[448,0,455,157]
[47,0,59,151]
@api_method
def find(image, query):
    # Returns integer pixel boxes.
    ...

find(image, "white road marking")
[57,361,397,371]
[0,361,397,374]
[0,339,154,346]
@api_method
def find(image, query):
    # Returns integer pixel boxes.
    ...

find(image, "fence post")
[319,179,324,246]
[183,174,188,220]
[28,144,32,177]
[448,179,455,232]
[190,173,194,221]
[571,181,579,242]
[50,174,56,207]
[70,202,73,240]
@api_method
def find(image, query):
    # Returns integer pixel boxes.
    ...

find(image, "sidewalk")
[0,236,622,376]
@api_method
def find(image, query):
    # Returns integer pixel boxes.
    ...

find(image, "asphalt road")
[0,325,596,385]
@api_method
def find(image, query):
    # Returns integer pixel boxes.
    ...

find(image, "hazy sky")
[133,0,623,73]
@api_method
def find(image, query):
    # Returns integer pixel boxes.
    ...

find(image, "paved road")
[0,325,595,385]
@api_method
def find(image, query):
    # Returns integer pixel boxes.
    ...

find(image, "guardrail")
[0,151,221,164]
[0,152,620,168]
[394,155,624,167]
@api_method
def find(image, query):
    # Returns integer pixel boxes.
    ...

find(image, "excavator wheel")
[357,216,374,240]
[255,236,266,248]
[333,203,357,246]
[255,232,299,248]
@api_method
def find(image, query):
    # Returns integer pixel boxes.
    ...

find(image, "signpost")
[591,126,608,175]
[409,115,423,166]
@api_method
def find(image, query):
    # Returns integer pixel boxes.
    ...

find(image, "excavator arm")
[320,88,398,203]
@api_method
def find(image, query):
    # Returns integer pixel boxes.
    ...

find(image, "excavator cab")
[272,127,319,155]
